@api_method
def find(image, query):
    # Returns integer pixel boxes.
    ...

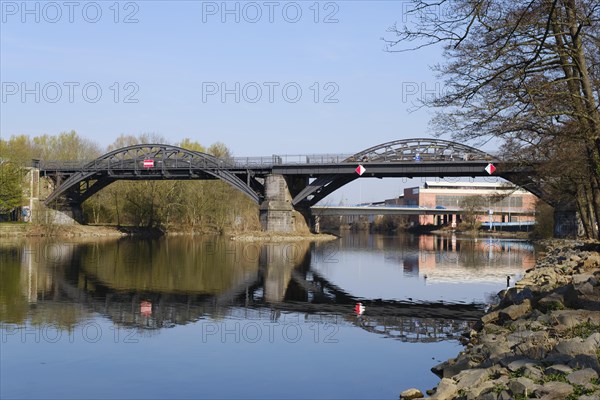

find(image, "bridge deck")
[40,160,495,177]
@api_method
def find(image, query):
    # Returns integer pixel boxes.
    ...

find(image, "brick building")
[397,181,537,227]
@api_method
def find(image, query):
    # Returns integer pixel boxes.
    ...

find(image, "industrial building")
[393,181,537,227]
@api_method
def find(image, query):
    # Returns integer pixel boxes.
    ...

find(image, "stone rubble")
[400,240,600,400]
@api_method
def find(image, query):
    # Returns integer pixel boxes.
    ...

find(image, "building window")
[435,195,523,208]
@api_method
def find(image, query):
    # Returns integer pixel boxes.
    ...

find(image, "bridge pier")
[259,174,309,232]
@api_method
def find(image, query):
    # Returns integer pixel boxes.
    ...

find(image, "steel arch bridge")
[291,138,499,208]
[39,138,541,226]
[44,144,262,206]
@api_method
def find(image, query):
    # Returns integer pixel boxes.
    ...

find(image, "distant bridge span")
[311,206,535,217]
[38,138,544,231]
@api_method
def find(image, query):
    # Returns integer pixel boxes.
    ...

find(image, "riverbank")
[229,231,338,242]
[400,240,600,400]
[0,223,130,238]
[428,228,531,239]
[0,223,337,241]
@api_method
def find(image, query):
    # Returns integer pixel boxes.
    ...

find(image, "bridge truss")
[44,144,262,206]
[290,138,496,207]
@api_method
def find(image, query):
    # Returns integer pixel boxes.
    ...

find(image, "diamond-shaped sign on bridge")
[485,163,496,175]
[355,165,366,176]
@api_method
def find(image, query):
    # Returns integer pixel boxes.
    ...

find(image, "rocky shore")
[400,240,600,400]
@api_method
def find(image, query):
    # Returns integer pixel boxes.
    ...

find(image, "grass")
[539,374,600,400]
[492,383,508,394]
[509,368,526,379]
[541,301,565,312]
[566,322,600,339]
[565,384,597,400]
[540,373,568,384]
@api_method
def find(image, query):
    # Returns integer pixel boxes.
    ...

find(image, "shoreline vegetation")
[0,220,531,242]
[399,239,600,400]
[0,133,265,232]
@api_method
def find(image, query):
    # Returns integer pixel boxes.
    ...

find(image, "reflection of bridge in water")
[53,277,477,343]
[9,239,489,343]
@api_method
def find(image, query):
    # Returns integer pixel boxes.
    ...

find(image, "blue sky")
[0,1,502,203]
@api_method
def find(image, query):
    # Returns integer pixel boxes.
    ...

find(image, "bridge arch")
[45,144,261,207]
[292,138,497,207]
[347,138,494,162]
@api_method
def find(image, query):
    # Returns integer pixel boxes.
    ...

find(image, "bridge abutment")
[553,206,582,238]
[60,203,84,224]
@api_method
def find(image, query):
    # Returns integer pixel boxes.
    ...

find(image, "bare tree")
[384,0,600,237]
[459,195,486,230]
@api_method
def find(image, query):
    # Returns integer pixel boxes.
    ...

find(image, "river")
[0,232,535,399]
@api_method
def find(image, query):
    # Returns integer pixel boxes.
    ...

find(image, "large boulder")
[508,377,539,398]
[454,368,490,391]
[554,337,598,357]
[566,368,598,386]
[499,299,532,321]
[534,381,574,400]
[429,378,458,400]
[399,388,423,399]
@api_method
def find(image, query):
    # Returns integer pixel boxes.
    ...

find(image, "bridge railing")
[236,153,503,166]
[40,160,87,170]
[39,154,356,171]
[231,153,355,167]
[39,152,500,171]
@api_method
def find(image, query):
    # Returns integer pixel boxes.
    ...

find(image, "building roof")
[423,181,518,189]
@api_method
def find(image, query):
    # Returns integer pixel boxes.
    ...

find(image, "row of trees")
[0,131,260,232]
[385,0,599,238]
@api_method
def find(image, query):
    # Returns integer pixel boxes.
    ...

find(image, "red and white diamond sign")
[485,163,496,175]
[355,165,366,176]
[143,159,154,168]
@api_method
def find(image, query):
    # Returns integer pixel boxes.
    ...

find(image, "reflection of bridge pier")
[261,242,310,303]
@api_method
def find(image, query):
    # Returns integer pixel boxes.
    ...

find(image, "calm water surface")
[0,233,535,399]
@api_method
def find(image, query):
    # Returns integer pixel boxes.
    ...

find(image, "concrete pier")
[259,174,297,232]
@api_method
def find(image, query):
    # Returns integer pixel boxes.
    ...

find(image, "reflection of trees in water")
[0,238,313,330]
[77,238,262,293]
[0,241,91,329]
[0,256,29,324]
[1,236,506,342]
